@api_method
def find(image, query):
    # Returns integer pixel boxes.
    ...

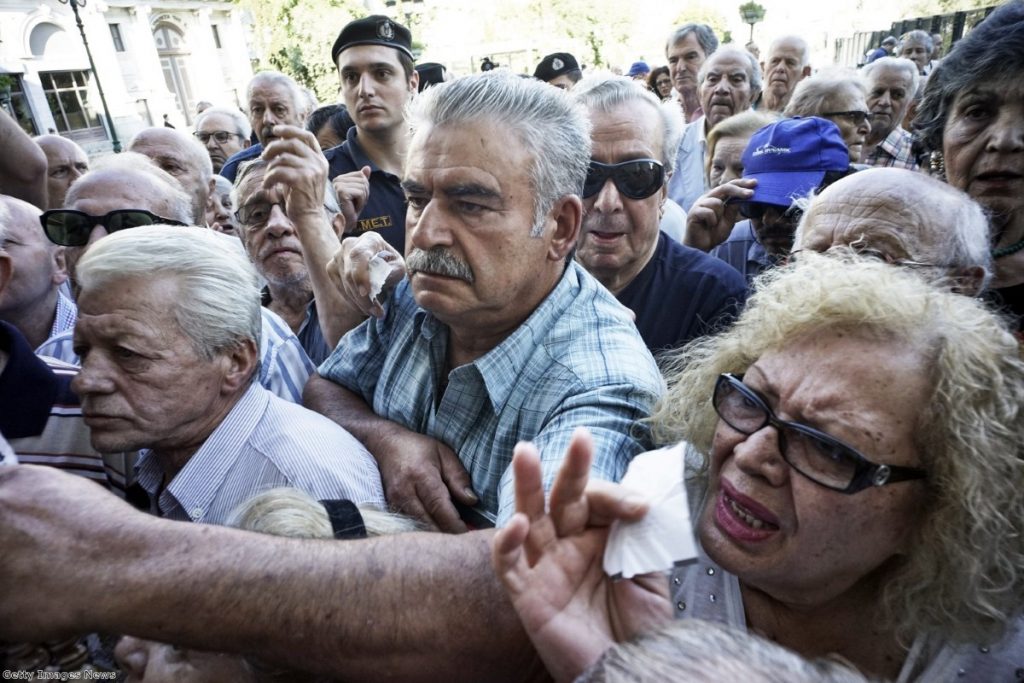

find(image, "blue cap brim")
[744,169,826,207]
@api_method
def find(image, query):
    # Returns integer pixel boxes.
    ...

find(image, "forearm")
[294,214,366,346]
[303,373,408,454]
[69,518,545,681]
[0,110,48,209]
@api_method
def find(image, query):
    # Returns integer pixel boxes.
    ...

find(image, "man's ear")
[546,195,582,262]
[951,266,987,298]
[0,253,12,299]
[51,246,69,287]
[409,70,420,95]
[219,338,259,395]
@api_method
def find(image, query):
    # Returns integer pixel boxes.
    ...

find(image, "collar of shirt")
[49,289,78,341]
[409,262,585,415]
[0,321,61,439]
[136,382,268,522]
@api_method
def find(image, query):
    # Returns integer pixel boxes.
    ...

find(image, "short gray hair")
[247,71,310,120]
[698,47,763,96]
[65,152,193,225]
[900,29,934,54]
[407,71,591,236]
[75,225,262,361]
[783,68,866,118]
[0,200,9,244]
[572,74,685,175]
[860,56,920,102]
[665,23,719,58]
[195,105,252,140]
[768,35,810,67]
[580,619,870,683]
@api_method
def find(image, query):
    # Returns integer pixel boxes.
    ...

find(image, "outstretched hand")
[491,430,672,683]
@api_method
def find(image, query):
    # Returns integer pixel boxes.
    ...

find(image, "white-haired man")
[668,46,762,213]
[36,154,317,405]
[69,225,384,523]
[761,36,811,112]
[193,105,252,174]
[571,76,746,353]
[220,71,309,184]
[859,57,920,170]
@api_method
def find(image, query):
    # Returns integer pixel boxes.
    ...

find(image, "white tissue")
[603,443,697,579]
[367,253,392,304]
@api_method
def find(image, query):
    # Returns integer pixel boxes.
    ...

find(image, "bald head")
[794,168,992,294]
[128,127,214,225]
[62,154,193,286]
[34,135,90,210]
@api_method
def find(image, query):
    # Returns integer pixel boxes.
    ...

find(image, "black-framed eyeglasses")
[582,159,665,200]
[40,209,187,247]
[821,111,872,126]
[737,202,804,224]
[193,130,244,145]
[235,199,285,227]
[712,373,927,494]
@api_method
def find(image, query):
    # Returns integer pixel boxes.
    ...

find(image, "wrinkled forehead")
[68,171,176,217]
[249,79,297,106]
[197,112,236,132]
[800,185,925,254]
[0,197,44,241]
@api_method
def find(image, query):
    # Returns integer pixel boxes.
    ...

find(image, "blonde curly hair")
[650,252,1024,645]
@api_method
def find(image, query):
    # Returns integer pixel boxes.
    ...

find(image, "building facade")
[0,0,255,156]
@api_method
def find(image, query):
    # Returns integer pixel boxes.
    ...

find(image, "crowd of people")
[0,3,1022,681]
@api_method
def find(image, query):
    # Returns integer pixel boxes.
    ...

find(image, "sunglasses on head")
[582,159,665,200]
[40,209,187,247]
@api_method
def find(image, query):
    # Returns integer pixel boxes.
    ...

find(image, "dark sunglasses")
[736,202,804,224]
[821,110,872,126]
[40,209,187,247]
[582,159,665,200]
[712,373,927,494]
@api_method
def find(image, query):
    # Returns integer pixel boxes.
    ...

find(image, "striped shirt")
[135,382,385,524]
[709,220,777,289]
[864,127,920,171]
[38,307,315,404]
[41,289,78,352]
[319,261,665,525]
[0,321,120,489]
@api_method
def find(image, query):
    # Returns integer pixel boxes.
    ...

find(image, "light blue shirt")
[37,307,315,404]
[319,261,665,525]
[667,116,708,214]
[136,382,385,524]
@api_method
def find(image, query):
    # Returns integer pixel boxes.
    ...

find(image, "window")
[40,71,102,133]
[109,23,125,52]
[0,74,38,136]
[211,25,222,49]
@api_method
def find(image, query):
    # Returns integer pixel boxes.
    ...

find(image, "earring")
[929,151,945,180]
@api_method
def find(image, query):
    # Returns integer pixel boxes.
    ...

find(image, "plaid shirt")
[864,127,920,171]
[319,262,665,524]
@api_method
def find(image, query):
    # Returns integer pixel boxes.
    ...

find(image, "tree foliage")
[236,0,364,104]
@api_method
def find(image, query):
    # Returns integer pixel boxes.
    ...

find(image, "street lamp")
[57,0,121,152]
[739,2,767,43]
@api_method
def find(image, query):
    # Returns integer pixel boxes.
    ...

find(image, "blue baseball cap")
[741,117,850,208]
[626,61,650,77]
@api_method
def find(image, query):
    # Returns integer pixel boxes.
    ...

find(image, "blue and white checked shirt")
[135,382,385,524]
[37,307,315,404]
[319,262,665,525]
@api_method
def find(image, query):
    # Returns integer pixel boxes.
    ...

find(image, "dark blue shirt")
[325,127,406,253]
[219,144,263,183]
[617,233,747,356]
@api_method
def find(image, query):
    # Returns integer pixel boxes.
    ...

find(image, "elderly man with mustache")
[297,72,664,533]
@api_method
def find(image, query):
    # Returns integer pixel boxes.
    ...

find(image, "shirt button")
[190,507,203,519]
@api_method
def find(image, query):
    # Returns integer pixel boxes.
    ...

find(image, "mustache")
[406,247,475,283]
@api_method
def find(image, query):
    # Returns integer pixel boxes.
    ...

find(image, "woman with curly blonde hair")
[494,253,1024,682]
